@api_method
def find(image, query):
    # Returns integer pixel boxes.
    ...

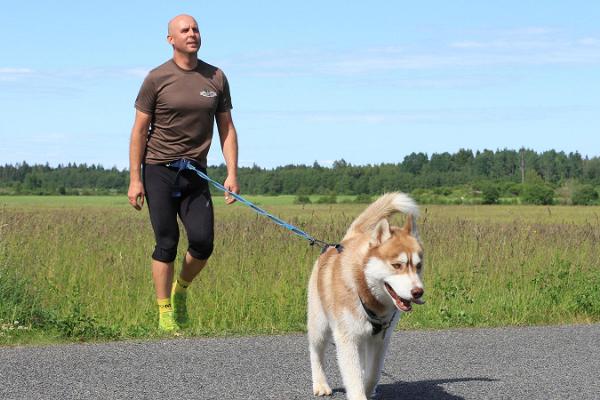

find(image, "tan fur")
[307,192,425,400]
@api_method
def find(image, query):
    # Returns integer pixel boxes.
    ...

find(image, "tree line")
[1,149,599,204]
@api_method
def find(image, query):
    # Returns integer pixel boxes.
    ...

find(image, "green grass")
[1,196,599,346]
[0,194,363,208]
[0,195,127,208]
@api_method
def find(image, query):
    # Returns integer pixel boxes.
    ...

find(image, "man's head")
[167,14,201,55]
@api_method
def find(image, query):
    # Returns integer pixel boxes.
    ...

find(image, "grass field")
[1,195,599,345]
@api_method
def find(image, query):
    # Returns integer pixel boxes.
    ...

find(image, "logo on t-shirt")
[200,90,217,98]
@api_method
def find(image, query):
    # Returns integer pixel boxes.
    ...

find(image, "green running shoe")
[171,284,190,327]
[158,309,179,332]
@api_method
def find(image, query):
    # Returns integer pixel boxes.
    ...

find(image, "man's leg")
[171,253,206,327]
[144,164,181,332]
[172,171,214,327]
[153,259,179,331]
[152,259,175,300]
[180,252,207,282]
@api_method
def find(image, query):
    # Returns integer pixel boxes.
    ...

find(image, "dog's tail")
[342,192,419,241]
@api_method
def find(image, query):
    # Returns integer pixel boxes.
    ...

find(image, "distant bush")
[293,195,312,204]
[498,197,519,205]
[521,183,554,205]
[572,185,599,205]
[481,184,500,205]
[411,188,428,196]
[354,194,372,204]
[433,186,452,196]
[316,194,337,204]
[504,182,522,196]
[410,188,428,203]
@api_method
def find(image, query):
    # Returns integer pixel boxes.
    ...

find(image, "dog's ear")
[370,219,392,246]
[403,214,419,239]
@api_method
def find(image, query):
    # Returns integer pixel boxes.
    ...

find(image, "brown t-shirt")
[135,59,232,167]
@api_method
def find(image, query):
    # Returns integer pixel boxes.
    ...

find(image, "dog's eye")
[391,263,405,269]
[415,262,423,270]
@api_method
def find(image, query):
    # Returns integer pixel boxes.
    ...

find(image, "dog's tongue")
[396,298,412,312]
[385,283,412,312]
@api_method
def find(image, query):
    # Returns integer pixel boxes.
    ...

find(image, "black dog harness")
[359,297,397,336]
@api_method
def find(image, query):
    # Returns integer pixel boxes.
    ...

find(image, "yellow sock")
[174,278,191,294]
[157,298,172,313]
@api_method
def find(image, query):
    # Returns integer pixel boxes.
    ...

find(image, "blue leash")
[166,159,342,253]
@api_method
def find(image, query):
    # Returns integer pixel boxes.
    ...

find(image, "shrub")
[572,185,599,205]
[433,186,452,196]
[354,194,372,204]
[293,195,312,204]
[481,184,500,205]
[502,182,522,196]
[521,183,554,205]
[410,188,430,203]
[315,194,337,204]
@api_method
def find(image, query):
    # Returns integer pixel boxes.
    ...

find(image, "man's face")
[167,16,201,55]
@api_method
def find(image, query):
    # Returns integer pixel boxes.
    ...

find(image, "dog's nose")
[411,288,424,299]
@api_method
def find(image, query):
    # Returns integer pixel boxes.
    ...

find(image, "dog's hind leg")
[308,327,332,396]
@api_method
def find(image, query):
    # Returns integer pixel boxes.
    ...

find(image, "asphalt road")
[1,324,599,400]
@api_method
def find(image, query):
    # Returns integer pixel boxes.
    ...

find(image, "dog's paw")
[313,382,333,396]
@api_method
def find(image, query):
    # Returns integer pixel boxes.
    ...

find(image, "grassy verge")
[1,198,599,345]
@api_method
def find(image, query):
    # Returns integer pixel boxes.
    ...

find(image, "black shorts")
[143,164,214,263]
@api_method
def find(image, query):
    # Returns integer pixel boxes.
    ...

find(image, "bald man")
[128,14,240,332]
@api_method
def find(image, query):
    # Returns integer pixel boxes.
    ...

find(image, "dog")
[307,192,424,400]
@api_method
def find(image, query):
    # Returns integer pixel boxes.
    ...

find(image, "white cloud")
[449,39,559,49]
[579,37,600,46]
[241,106,594,126]
[222,27,600,78]
[0,68,33,74]
[0,66,149,83]
[0,67,34,81]
[5,28,600,85]
[501,27,557,36]
[124,68,150,78]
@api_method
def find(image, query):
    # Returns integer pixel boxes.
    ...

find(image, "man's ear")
[370,219,391,247]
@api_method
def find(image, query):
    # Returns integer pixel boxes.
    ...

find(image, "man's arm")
[128,110,152,210]
[215,110,239,204]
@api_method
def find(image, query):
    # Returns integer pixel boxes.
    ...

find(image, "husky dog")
[307,193,424,400]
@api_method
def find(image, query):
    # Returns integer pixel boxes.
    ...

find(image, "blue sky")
[1,1,599,169]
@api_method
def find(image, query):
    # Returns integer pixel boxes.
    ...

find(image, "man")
[128,14,240,332]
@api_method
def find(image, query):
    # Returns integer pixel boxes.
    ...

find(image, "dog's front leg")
[365,316,399,397]
[364,336,386,397]
[334,332,368,400]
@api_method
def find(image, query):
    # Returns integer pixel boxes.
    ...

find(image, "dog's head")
[364,215,424,312]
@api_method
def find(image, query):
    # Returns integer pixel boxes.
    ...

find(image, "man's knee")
[152,246,178,263]
[188,241,213,260]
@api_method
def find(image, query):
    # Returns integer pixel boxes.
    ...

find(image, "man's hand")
[128,110,151,211]
[128,181,145,210]
[216,111,239,205]
[223,175,240,205]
